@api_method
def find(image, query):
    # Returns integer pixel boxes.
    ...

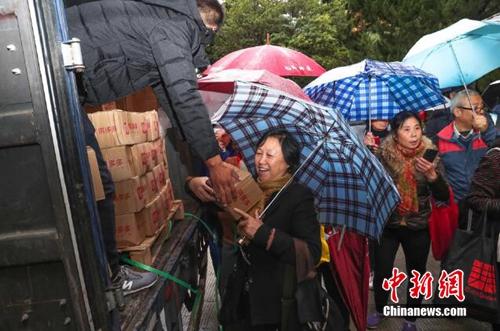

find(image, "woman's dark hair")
[390,111,423,136]
[256,129,301,173]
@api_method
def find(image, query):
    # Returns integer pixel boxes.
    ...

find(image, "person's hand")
[187,176,216,202]
[363,132,379,152]
[472,112,488,132]
[233,208,263,240]
[415,157,438,182]
[205,155,238,205]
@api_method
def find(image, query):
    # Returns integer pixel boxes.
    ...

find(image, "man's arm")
[150,21,218,160]
[150,21,237,203]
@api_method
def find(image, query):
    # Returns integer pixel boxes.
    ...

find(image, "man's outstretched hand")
[205,155,239,205]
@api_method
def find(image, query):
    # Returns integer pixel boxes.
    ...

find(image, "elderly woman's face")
[396,117,422,149]
[255,137,289,183]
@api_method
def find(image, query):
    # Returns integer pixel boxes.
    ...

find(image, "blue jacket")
[437,121,496,202]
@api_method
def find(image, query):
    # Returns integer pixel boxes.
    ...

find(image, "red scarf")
[394,141,425,216]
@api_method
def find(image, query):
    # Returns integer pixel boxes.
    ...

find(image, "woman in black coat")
[221,129,321,331]
[466,137,500,331]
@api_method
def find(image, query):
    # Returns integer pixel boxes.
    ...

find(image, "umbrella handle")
[337,225,346,251]
[448,42,477,113]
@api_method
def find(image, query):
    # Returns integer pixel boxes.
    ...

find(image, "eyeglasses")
[458,105,485,112]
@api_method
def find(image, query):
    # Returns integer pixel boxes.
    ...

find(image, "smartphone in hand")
[422,149,438,162]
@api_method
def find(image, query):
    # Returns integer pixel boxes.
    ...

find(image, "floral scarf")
[394,141,425,216]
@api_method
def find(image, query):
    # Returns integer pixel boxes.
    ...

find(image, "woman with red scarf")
[367,111,450,331]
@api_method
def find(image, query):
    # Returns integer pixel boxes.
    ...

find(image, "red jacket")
[437,122,491,201]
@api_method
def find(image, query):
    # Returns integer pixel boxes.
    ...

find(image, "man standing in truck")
[67,0,237,293]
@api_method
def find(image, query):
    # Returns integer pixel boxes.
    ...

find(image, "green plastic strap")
[183,212,224,330]
[184,212,218,243]
[167,218,173,234]
[121,256,198,294]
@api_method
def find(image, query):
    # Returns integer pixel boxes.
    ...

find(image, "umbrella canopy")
[482,79,500,109]
[203,44,326,77]
[304,59,445,122]
[214,81,400,239]
[198,69,311,101]
[327,229,370,331]
[403,19,500,89]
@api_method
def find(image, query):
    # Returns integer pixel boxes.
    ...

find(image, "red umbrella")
[326,227,370,331]
[203,45,326,77]
[198,69,311,101]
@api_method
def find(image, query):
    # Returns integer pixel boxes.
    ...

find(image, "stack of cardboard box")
[88,109,175,249]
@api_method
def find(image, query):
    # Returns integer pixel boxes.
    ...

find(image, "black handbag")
[282,265,340,331]
[218,254,249,327]
[435,209,498,322]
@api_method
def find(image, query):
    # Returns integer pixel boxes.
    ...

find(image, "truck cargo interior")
[0,0,209,330]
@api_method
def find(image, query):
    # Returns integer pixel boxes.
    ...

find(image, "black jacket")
[425,108,453,145]
[466,143,500,324]
[67,0,219,160]
[235,183,321,326]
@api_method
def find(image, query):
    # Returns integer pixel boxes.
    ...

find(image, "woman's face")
[395,117,422,149]
[372,120,389,131]
[255,137,289,182]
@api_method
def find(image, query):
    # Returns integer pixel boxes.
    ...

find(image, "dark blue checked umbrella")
[303,59,445,123]
[213,81,400,239]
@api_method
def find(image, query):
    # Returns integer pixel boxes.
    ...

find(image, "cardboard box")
[128,223,169,265]
[165,178,175,210]
[139,174,150,206]
[89,109,146,148]
[113,176,147,215]
[173,200,184,220]
[158,186,169,221]
[130,112,148,143]
[150,139,161,167]
[86,147,105,201]
[161,138,168,168]
[153,163,167,191]
[130,142,152,174]
[102,146,137,182]
[115,213,146,248]
[160,185,174,219]
[223,170,263,220]
[146,171,159,203]
[88,111,120,148]
[144,110,160,141]
[138,196,162,236]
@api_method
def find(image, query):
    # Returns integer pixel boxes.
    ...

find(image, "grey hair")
[450,89,481,110]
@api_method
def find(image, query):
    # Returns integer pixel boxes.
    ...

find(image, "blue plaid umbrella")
[303,59,445,122]
[214,82,400,239]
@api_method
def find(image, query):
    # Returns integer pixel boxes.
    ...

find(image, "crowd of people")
[66,0,499,329]
[187,89,499,331]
